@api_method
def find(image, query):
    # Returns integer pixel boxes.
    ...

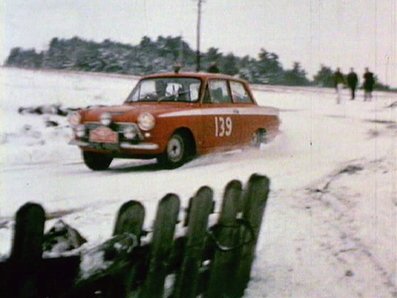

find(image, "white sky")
[1,0,396,86]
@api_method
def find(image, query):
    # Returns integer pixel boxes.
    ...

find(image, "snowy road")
[0,68,396,297]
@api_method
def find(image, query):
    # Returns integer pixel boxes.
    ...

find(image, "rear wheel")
[158,132,193,169]
[251,129,267,148]
[82,151,113,171]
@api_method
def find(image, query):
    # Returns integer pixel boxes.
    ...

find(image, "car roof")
[142,72,248,84]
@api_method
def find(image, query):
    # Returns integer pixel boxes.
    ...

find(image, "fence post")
[140,194,180,298]
[113,200,145,241]
[205,180,242,298]
[233,174,270,297]
[110,200,145,297]
[173,186,214,298]
[9,202,45,298]
[61,201,146,298]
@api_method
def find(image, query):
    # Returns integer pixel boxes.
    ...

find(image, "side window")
[208,80,232,104]
[142,80,157,96]
[230,81,253,103]
[189,82,200,102]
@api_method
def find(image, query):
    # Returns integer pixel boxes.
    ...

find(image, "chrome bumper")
[68,140,159,150]
[69,140,90,147]
[120,142,159,150]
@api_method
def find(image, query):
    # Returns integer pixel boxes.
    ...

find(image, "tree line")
[3,35,392,90]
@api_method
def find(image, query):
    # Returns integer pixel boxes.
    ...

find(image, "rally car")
[68,72,280,170]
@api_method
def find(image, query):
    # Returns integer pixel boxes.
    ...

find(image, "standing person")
[333,67,345,104]
[363,67,375,101]
[346,68,358,100]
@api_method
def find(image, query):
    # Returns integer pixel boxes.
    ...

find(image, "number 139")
[215,116,232,137]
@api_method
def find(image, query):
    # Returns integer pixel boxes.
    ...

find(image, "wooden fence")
[0,174,270,298]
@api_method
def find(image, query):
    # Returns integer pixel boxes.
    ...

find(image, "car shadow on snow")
[106,159,163,173]
[77,142,282,174]
[106,154,238,173]
[59,159,162,175]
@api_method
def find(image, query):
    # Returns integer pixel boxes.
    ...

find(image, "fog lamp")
[123,126,137,140]
[75,125,86,138]
[68,112,81,127]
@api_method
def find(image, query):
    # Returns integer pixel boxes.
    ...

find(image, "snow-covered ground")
[0,67,396,297]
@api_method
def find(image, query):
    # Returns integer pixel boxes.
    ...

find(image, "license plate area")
[89,126,119,144]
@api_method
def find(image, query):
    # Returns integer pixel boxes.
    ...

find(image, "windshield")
[125,77,201,103]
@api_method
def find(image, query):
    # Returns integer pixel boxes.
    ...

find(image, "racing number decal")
[214,116,233,137]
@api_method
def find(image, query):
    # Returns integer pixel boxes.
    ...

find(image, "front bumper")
[69,139,159,151]
[69,122,161,153]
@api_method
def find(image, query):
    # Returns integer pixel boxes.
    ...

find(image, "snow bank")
[0,68,396,297]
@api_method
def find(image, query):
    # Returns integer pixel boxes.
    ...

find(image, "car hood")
[82,102,197,122]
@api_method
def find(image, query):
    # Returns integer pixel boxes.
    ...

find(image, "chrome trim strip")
[84,121,138,125]
[158,107,279,117]
[120,142,159,150]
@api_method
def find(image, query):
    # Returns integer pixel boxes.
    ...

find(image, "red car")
[68,72,280,170]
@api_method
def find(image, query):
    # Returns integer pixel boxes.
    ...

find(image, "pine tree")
[313,65,334,87]
[283,62,310,86]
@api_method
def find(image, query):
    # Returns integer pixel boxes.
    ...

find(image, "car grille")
[83,122,142,142]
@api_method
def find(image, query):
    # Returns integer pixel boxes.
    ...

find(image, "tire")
[251,129,267,148]
[82,151,113,171]
[158,132,192,169]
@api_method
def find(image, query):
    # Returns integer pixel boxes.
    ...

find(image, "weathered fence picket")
[173,186,214,298]
[10,203,45,298]
[0,173,270,298]
[205,180,243,298]
[109,200,145,297]
[233,174,270,296]
[62,200,145,298]
[140,194,180,298]
[113,200,145,239]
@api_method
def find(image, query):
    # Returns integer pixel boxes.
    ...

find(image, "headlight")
[100,112,112,126]
[68,112,81,127]
[75,125,86,138]
[137,112,155,131]
[123,126,138,140]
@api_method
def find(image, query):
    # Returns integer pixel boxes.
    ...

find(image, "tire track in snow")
[306,159,397,298]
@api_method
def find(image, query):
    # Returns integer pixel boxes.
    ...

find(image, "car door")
[228,80,258,144]
[200,79,241,150]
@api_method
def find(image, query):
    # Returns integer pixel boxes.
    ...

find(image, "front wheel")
[157,133,191,169]
[82,151,113,171]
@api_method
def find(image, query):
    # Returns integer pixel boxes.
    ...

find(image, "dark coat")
[363,72,375,91]
[333,71,345,88]
[347,72,358,88]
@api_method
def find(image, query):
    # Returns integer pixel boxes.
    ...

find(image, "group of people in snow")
[333,67,375,104]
